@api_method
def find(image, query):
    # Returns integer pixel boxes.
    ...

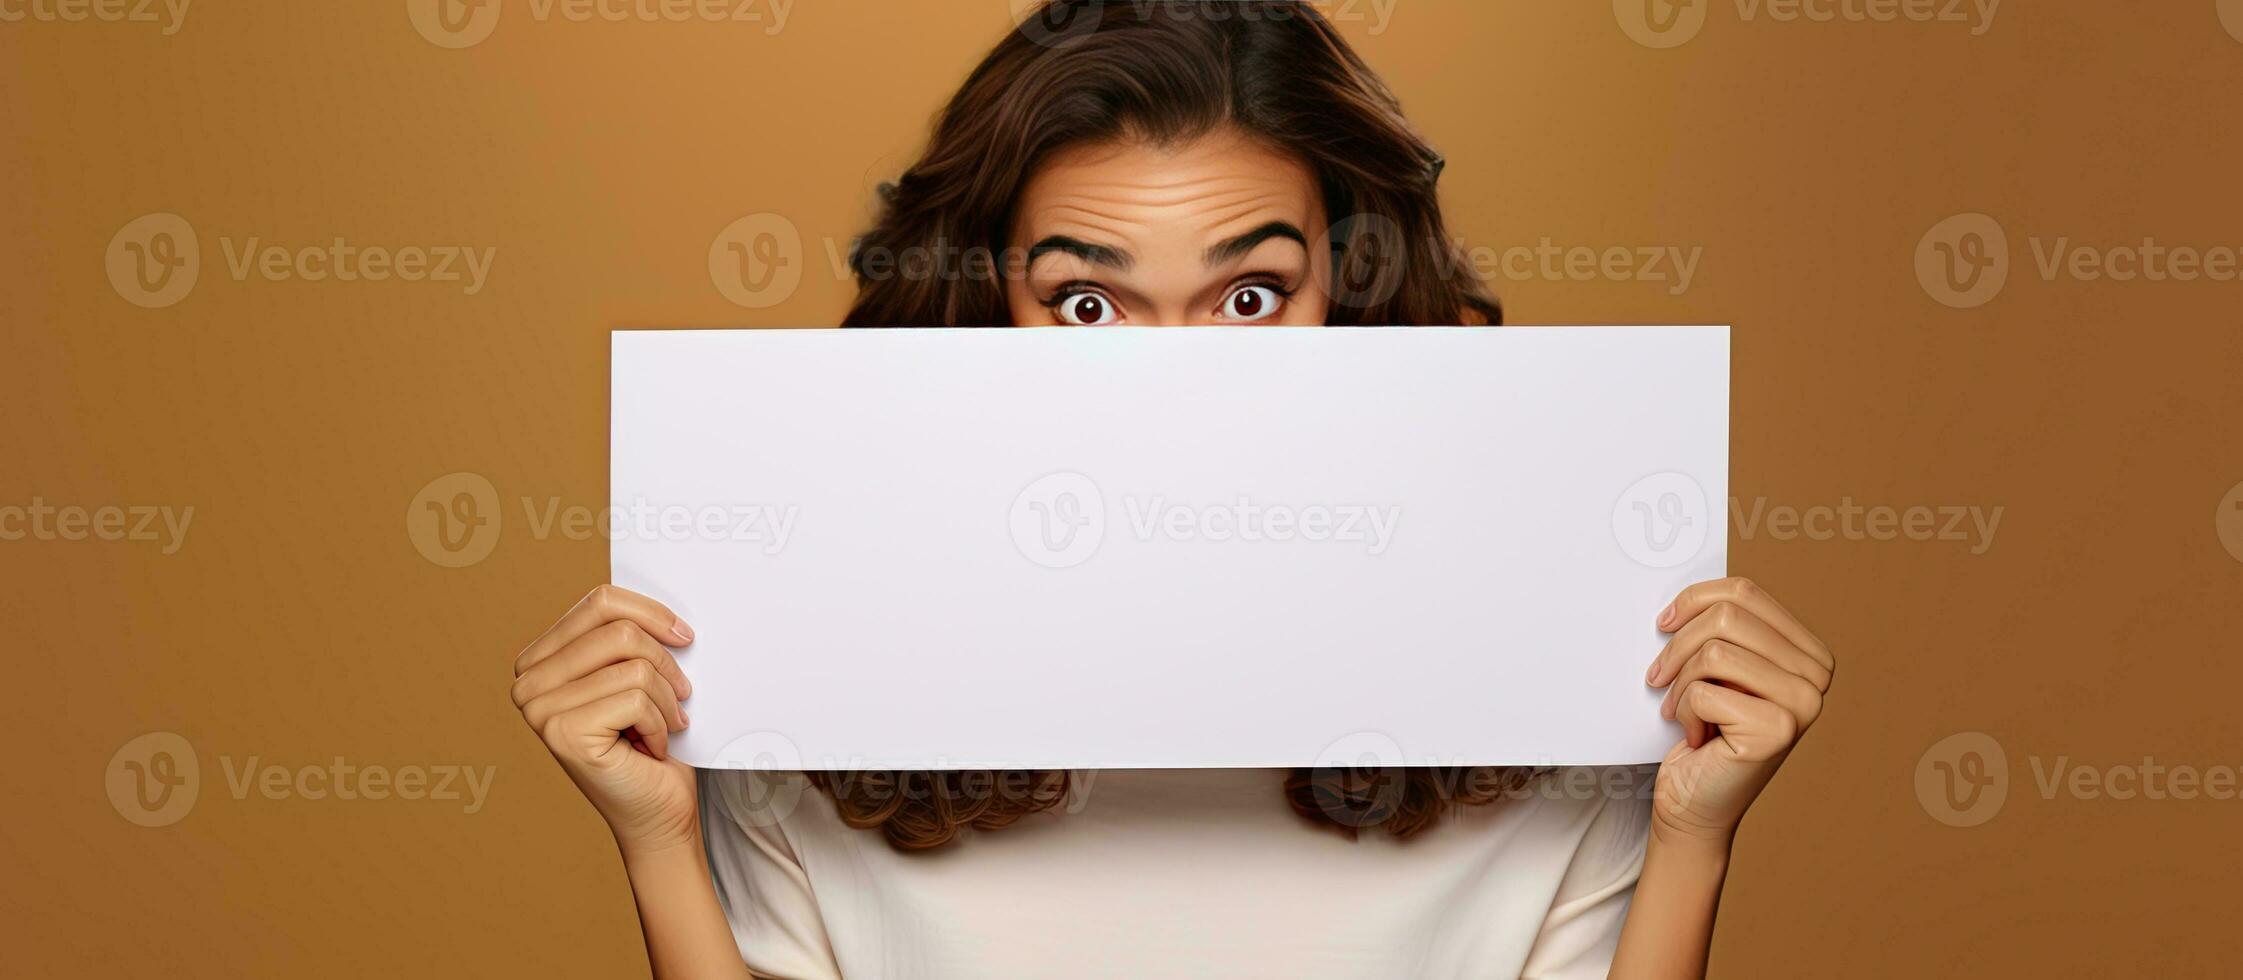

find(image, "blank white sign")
[611,327,1725,770]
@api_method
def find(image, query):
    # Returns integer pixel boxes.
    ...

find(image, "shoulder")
[699,770,831,856]
[1509,766,1656,878]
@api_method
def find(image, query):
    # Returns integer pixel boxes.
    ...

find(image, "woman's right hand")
[512,584,702,856]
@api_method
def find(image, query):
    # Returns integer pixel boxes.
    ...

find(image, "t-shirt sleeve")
[1520,769,1656,979]
[698,771,844,980]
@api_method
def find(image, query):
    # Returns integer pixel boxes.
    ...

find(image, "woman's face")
[1005,128,1333,327]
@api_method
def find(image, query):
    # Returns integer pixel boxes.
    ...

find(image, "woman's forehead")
[1012,131,1323,252]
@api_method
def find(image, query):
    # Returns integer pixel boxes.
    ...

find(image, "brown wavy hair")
[825,0,1519,849]
[840,0,1500,328]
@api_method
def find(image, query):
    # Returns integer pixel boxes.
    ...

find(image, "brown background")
[6,1,2243,976]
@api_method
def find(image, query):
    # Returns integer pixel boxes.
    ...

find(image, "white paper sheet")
[611,326,1725,770]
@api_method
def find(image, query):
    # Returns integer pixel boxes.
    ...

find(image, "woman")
[510,3,1834,976]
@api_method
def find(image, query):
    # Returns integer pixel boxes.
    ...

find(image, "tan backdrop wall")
[7,1,2243,976]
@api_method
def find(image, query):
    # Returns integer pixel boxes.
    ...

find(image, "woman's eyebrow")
[1205,221,1308,266]
[1028,235,1132,270]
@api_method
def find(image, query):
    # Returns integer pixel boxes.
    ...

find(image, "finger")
[512,619,692,707]
[514,584,692,676]
[548,689,671,762]
[521,658,688,735]
[1672,681,1797,762]
[1658,577,1830,671]
[1659,639,1823,729]
[1649,600,1831,691]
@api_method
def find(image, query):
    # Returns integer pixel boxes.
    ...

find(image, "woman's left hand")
[1643,576,1835,850]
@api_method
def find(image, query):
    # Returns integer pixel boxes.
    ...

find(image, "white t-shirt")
[701,767,1654,979]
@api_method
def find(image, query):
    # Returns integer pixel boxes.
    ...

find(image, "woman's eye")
[1219,285,1285,322]
[1053,292,1121,326]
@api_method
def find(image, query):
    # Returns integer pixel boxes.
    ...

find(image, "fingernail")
[679,708,690,728]
[1646,659,1661,685]
[1656,601,1677,631]
[671,618,695,644]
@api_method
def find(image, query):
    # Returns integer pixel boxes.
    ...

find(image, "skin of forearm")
[1607,835,1732,980]
[622,833,756,980]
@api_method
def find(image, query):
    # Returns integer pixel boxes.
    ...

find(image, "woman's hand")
[1643,576,1835,850]
[512,584,702,856]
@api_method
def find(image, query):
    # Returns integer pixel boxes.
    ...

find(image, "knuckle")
[1729,576,1761,600]
[1706,601,1741,631]
[1798,695,1823,727]
[1697,640,1730,669]
[585,583,617,616]
[623,658,661,687]
[599,617,643,646]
